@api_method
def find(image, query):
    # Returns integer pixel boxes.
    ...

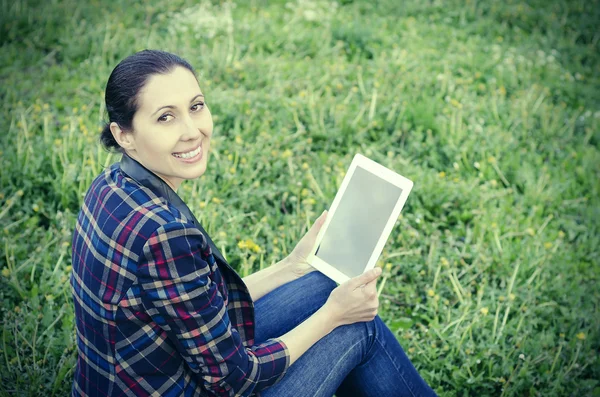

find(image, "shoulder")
[78,163,195,252]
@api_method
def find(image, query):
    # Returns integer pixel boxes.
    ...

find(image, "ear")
[109,122,136,151]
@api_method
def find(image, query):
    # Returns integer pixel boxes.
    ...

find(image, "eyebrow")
[151,94,204,116]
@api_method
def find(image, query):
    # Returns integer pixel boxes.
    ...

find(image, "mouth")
[172,142,203,162]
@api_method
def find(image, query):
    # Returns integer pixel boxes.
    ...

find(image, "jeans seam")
[376,338,417,397]
[313,338,364,397]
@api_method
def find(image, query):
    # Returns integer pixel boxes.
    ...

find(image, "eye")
[158,113,174,123]
[191,101,205,112]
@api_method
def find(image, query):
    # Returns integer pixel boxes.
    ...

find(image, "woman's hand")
[323,267,382,328]
[285,210,328,279]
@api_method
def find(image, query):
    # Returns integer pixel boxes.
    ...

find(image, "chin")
[180,161,207,180]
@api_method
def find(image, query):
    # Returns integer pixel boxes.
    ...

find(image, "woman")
[70,49,437,397]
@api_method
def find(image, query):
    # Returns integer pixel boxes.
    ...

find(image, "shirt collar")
[119,153,226,264]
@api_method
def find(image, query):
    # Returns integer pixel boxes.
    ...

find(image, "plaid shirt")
[70,154,290,396]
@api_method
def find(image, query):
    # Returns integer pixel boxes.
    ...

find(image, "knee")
[302,271,337,296]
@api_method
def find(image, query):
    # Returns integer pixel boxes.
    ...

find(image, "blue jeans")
[255,271,438,397]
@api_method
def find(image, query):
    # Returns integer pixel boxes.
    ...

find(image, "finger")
[364,273,380,288]
[317,210,328,225]
[351,267,382,288]
[308,210,328,234]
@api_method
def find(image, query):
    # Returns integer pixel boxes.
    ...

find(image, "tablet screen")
[315,166,403,278]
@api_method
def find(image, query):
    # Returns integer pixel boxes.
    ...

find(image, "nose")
[181,114,203,141]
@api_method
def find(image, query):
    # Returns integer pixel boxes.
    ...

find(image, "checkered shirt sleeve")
[137,221,290,396]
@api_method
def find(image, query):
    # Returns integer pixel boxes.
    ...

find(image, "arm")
[242,257,297,301]
[243,210,330,301]
[138,222,290,396]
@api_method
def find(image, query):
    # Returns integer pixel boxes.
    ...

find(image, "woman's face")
[121,66,213,191]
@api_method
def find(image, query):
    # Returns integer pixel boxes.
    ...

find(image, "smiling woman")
[71,49,436,397]
[101,53,212,191]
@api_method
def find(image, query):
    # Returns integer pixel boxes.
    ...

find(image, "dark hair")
[100,49,196,151]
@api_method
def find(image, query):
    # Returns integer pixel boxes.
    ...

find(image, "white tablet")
[308,153,413,284]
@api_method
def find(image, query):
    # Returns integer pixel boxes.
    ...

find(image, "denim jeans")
[255,271,438,397]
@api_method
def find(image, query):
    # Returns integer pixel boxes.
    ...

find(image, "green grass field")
[1,0,599,395]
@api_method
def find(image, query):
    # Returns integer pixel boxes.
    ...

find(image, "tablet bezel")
[307,153,414,284]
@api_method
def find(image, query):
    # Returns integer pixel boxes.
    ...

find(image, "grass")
[0,0,599,395]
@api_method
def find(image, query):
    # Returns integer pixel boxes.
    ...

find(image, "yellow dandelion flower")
[301,188,309,197]
[227,154,233,161]
[544,242,552,249]
[303,198,316,206]
[199,201,207,209]
[32,204,39,212]
[14,306,20,313]
[218,231,227,239]
[235,135,243,144]
[487,156,496,164]
[282,149,293,159]
[450,98,462,108]
[480,307,489,315]
[559,333,565,338]
[509,293,516,301]
[576,332,586,340]
[241,157,247,164]
[271,150,279,157]
[438,171,446,178]
[427,289,435,297]
[212,197,223,204]
[229,167,236,174]
[238,240,248,249]
[526,228,535,236]
[73,107,78,114]
[1,268,10,277]
[440,257,449,266]
[16,190,24,197]
[385,263,392,272]
[301,162,309,170]
[558,231,565,238]
[499,295,506,302]
[273,238,279,244]
[65,265,72,273]
[252,181,260,188]
[81,104,88,111]
[408,347,415,354]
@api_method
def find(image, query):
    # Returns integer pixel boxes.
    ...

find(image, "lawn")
[0,0,598,395]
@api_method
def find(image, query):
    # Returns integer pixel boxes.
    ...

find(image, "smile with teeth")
[172,145,202,159]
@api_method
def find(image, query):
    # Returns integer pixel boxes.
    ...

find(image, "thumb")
[310,210,328,231]
[351,267,382,288]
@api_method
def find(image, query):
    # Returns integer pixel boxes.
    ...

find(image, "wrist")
[317,302,340,332]
[271,256,296,283]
